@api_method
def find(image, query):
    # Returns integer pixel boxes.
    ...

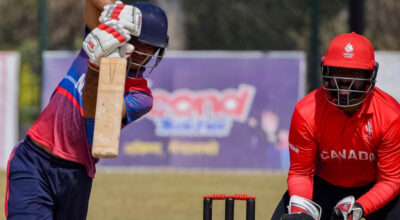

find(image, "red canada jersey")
[287,87,400,215]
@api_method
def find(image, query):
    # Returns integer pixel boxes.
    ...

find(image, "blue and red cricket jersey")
[287,87,400,215]
[26,48,153,178]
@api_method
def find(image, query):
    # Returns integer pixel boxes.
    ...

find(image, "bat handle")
[108,48,121,58]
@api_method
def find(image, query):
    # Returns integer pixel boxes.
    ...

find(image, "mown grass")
[1,170,287,220]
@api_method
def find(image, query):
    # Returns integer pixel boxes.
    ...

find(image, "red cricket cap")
[322,32,375,70]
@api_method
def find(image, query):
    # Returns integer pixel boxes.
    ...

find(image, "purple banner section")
[42,51,77,109]
[43,51,305,170]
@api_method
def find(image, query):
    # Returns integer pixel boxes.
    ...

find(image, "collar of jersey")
[326,91,374,118]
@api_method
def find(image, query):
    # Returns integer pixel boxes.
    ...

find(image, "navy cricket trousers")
[5,136,93,220]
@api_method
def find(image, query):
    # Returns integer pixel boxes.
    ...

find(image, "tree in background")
[366,0,400,50]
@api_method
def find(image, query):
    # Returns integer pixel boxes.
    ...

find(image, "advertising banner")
[43,51,306,170]
[0,52,20,170]
[42,51,77,109]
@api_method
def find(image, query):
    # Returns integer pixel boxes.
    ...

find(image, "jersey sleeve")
[287,107,318,200]
[122,77,153,126]
[356,117,400,215]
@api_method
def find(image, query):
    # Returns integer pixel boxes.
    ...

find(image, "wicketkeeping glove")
[281,195,322,220]
[83,20,134,70]
[99,0,142,36]
[330,196,363,220]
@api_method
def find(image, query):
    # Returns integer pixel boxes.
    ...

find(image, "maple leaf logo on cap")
[345,43,353,52]
[343,42,354,58]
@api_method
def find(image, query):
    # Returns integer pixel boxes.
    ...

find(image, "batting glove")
[99,1,142,36]
[330,196,363,220]
[281,195,322,220]
[83,20,134,71]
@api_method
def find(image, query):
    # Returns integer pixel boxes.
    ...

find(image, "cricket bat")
[92,51,127,158]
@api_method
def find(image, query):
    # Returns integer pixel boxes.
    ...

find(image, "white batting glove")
[331,196,363,220]
[99,1,142,36]
[281,195,322,220]
[83,20,134,70]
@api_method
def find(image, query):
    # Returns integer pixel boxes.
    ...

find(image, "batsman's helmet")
[132,2,168,49]
[321,32,379,107]
[129,2,168,77]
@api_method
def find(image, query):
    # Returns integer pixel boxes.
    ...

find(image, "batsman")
[272,33,400,220]
[4,0,168,219]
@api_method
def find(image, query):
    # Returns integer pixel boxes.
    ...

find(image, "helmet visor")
[127,40,165,78]
[322,67,376,107]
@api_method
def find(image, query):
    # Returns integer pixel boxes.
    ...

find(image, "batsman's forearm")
[85,0,116,30]
[89,0,116,9]
[121,98,127,118]
[82,68,99,118]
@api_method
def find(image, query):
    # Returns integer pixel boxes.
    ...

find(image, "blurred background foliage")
[0,0,399,133]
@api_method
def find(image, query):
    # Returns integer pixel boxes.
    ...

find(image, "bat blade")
[92,57,127,158]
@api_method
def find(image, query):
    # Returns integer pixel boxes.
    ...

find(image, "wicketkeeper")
[5,0,168,219]
[272,33,400,220]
